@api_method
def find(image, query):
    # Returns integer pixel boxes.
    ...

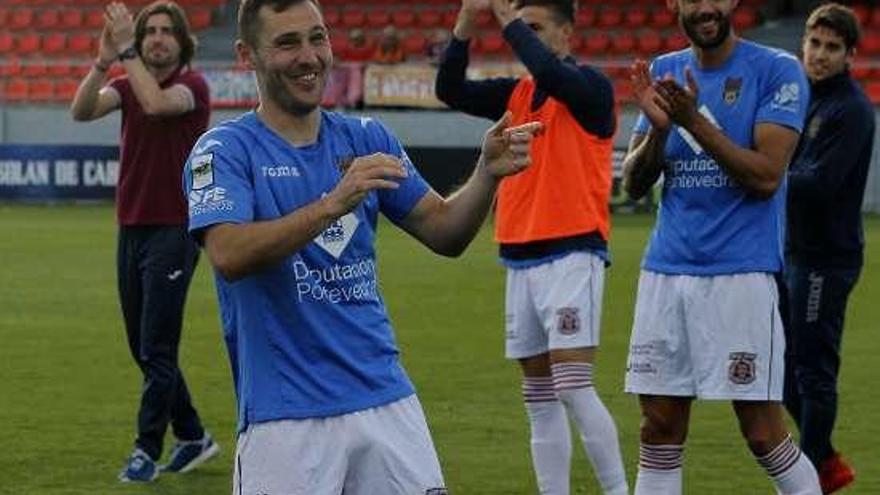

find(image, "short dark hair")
[238,0,321,47]
[513,0,575,25]
[134,1,197,67]
[806,2,861,51]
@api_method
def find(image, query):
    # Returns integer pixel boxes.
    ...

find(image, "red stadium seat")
[60,9,84,30]
[575,8,596,28]
[29,78,54,101]
[43,34,67,57]
[860,33,880,55]
[341,10,366,29]
[47,60,74,77]
[477,33,505,56]
[851,5,870,26]
[68,33,94,55]
[636,30,663,56]
[417,8,443,29]
[55,77,80,102]
[16,33,41,56]
[0,32,14,54]
[2,78,29,102]
[36,9,59,29]
[581,32,610,55]
[442,10,459,29]
[0,57,22,77]
[402,32,427,56]
[614,79,634,103]
[610,32,637,55]
[732,7,758,30]
[392,9,417,29]
[22,61,48,77]
[624,7,649,29]
[188,8,212,30]
[366,10,391,28]
[650,9,675,29]
[9,8,35,30]
[864,81,880,104]
[85,9,104,29]
[0,7,10,28]
[597,8,623,29]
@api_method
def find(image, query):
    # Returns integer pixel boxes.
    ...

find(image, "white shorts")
[505,251,604,359]
[232,395,447,495]
[624,271,785,401]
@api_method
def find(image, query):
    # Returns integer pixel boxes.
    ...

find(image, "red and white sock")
[635,443,684,495]
[551,362,628,495]
[756,435,821,494]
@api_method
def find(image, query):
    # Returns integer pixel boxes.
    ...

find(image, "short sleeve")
[183,126,255,240]
[755,52,809,133]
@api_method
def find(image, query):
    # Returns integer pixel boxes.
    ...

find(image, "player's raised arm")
[399,112,541,257]
[622,60,671,200]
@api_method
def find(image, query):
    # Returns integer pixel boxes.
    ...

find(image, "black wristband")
[117,46,138,62]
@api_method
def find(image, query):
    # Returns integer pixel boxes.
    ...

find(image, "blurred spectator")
[374,26,406,64]
[426,29,450,66]
[344,28,374,62]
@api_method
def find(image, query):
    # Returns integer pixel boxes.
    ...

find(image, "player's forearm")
[70,68,107,121]
[688,116,784,199]
[122,58,177,116]
[204,197,341,281]
[623,130,667,200]
[420,160,499,257]
[453,9,479,40]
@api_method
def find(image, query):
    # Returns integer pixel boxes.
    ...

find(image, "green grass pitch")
[1,204,877,494]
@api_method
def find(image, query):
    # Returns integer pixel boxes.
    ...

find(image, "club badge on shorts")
[556,307,580,335]
[728,352,757,385]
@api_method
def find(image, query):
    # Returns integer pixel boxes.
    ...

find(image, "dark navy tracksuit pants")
[118,225,205,460]
[782,263,860,466]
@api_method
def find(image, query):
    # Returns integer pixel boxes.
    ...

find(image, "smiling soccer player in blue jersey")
[182,1,542,493]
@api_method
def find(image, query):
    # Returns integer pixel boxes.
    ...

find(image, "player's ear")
[235,39,257,70]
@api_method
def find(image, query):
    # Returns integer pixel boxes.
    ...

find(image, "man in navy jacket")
[784,4,875,493]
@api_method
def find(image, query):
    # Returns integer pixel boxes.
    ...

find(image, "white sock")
[551,362,628,495]
[523,376,572,495]
[634,443,684,495]
[756,436,821,495]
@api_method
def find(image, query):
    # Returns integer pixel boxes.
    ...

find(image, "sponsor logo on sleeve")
[771,83,800,112]
[191,154,214,190]
[188,186,234,216]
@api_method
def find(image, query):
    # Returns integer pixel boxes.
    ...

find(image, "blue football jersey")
[183,111,430,431]
[634,40,809,275]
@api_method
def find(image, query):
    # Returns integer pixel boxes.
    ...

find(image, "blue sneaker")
[118,448,159,482]
[161,433,220,473]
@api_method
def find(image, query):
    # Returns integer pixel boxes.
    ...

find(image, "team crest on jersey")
[728,352,757,385]
[723,77,742,105]
[556,307,581,335]
[314,211,360,258]
[807,116,822,139]
[191,153,214,190]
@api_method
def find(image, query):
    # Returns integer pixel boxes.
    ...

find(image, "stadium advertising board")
[0,145,118,200]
